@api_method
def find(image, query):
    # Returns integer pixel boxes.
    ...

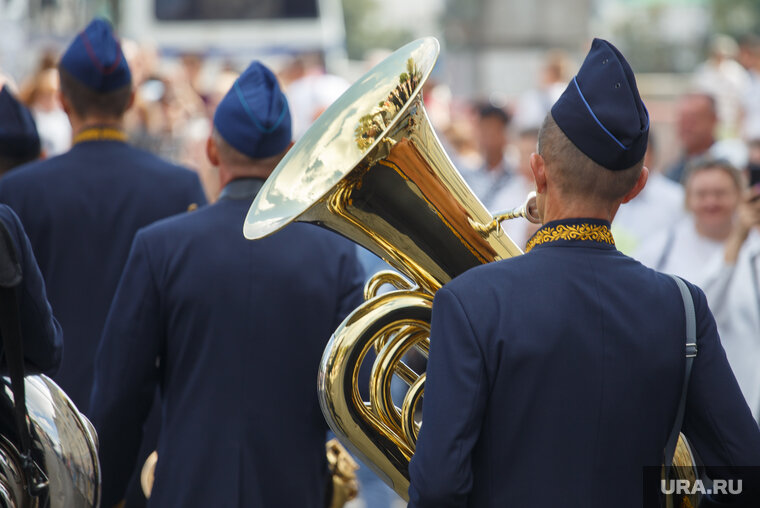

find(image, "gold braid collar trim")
[525,223,615,253]
[73,127,128,144]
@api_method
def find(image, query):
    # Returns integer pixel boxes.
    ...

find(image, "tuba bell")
[244,37,696,505]
[0,375,100,507]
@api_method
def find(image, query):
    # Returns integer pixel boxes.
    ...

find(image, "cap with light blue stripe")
[551,38,649,171]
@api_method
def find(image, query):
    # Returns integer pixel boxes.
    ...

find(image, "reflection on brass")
[326,438,360,508]
[0,375,100,507]
[243,37,697,502]
[140,451,158,498]
[355,58,421,150]
[363,270,415,301]
[662,434,700,508]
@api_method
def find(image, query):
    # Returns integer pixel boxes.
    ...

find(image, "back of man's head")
[538,114,643,203]
[58,18,132,119]
[211,61,292,176]
[0,86,41,175]
[543,38,649,204]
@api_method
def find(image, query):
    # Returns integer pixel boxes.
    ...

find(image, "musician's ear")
[530,153,547,194]
[621,165,649,204]
[206,135,220,167]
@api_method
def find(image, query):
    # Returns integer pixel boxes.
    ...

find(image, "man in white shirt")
[699,164,760,422]
[665,93,718,184]
[636,158,742,285]
[461,103,516,209]
[490,128,540,249]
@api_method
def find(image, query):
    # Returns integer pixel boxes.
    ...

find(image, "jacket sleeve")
[89,231,164,507]
[681,284,760,506]
[2,206,62,375]
[408,287,488,508]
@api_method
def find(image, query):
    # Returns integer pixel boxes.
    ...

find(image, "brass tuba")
[244,37,696,505]
[0,375,100,507]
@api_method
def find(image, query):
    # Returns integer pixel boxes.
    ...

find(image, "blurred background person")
[692,34,749,138]
[0,83,42,177]
[18,53,71,157]
[739,35,760,141]
[490,127,540,249]
[512,49,572,132]
[636,157,743,286]
[284,53,351,141]
[461,102,515,209]
[665,92,719,184]
[696,141,760,422]
[612,134,685,254]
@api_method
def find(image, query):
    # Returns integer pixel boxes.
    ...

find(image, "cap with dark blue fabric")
[0,86,40,160]
[60,18,131,92]
[551,38,649,171]
[213,61,291,159]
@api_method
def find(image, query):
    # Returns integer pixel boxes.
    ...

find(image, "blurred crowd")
[1,28,760,508]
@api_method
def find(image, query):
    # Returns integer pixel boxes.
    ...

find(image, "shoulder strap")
[664,274,698,470]
[0,221,48,497]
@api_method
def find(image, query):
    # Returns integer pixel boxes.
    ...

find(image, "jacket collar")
[525,218,616,253]
[72,126,127,144]
[219,177,267,201]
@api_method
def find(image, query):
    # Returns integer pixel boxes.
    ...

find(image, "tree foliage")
[711,0,760,37]
[341,0,414,60]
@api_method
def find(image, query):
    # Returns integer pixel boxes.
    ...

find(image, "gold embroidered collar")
[73,127,128,145]
[525,221,615,253]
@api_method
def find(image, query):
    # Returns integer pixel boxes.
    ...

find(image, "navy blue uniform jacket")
[0,139,206,411]
[89,181,365,508]
[408,218,760,508]
[0,204,62,374]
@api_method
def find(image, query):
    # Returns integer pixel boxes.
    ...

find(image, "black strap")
[665,275,698,474]
[0,221,47,497]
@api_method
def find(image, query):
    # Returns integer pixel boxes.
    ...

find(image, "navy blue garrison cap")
[551,38,649,171]
[0,86,41,159]
[59,18,131,92]
[213,61,291,159]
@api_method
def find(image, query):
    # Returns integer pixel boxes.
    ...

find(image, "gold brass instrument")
[244,37,696,505]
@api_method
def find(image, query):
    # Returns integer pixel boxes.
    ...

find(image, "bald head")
[208,128,289,183]
[676,93,717,156]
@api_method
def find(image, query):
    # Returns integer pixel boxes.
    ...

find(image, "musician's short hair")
[538,113,643,202]
[212,128,257,167]
[211,127,286,175]
[58,68,132,118]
